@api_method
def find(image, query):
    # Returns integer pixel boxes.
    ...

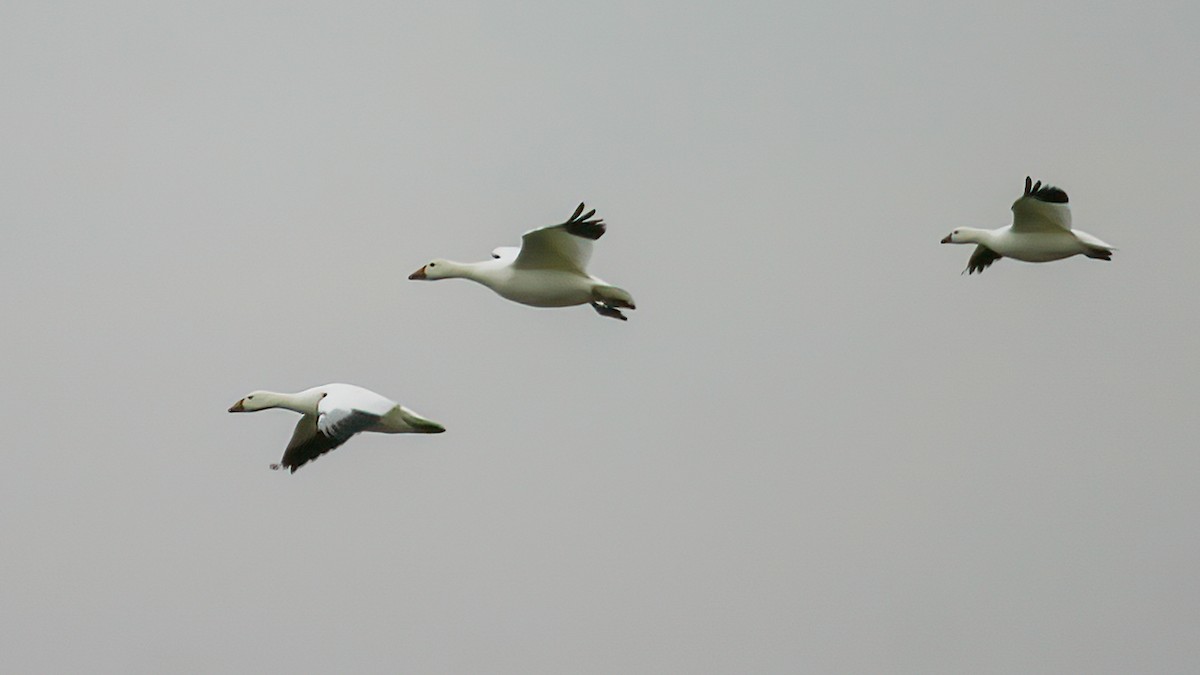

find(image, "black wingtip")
[562,202,606,240]
[1025,177,1069,203]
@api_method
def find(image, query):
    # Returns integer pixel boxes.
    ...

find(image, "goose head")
[941,228,985,245]
[229,387,326,415]
[409,259,454,281]
[228,391,273,412]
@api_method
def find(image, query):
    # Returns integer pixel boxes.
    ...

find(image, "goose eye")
[247,395,254,400]
[429,262,436,267]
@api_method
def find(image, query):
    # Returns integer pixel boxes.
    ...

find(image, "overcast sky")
[3,1,1199,672]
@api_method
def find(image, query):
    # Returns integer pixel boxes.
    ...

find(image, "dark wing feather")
[560,202,606,240]
[318,409,383,444]
[514,203,606,272]
[965,245,1002,275]
[280,415,341,473]
[1023,175,1068,203]
[279,410,382,473]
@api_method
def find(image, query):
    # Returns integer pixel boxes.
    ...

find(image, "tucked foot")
[591,302,628,321]
[591,285,635,311]
[269,463,281,471]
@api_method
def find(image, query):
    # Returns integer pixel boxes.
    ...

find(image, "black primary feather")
[965,245,1002,275]
[561,202,606,240]
[1023,176,1069,203]
[278,411,380,473]
[280,423,341,473]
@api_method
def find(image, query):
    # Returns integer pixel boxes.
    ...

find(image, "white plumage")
[228,383,444,473]
[942,177,1115,274]
[409,203,636,320]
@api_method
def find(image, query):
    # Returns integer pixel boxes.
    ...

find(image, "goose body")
[228,383,444,473]
[942,177,1115,274]
[409,203,636,320]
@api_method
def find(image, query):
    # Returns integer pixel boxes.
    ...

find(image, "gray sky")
[3,1,1199,672]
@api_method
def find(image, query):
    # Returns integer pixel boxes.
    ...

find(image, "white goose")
[408,203,636,320]
[942,177,1115,274]
[228,383,445,473]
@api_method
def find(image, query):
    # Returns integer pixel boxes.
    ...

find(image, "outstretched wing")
[965,245,1002,275]
[1011,176,1072,233]
[278,407,383,473]
[513,202,606,273]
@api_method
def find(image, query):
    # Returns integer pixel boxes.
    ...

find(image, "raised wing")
[964,245,1002,275]
[277,407,383,473]
[513,202,606,273]
[1011,176,1072,233]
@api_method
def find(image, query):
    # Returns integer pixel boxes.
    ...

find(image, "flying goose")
[408,203,636,320]
[942,177,1115,274]
[228,383,445,473]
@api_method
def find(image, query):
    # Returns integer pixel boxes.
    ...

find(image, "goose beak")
[940,234,952,244]
[228,399,246,413]
[408,265,427,280]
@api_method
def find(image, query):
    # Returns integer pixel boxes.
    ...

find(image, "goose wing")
[277,388,391,472]
[965,245,1002,275]
[513,202,606,273]
[279,415,340,473]
[1011,176,1072,233]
